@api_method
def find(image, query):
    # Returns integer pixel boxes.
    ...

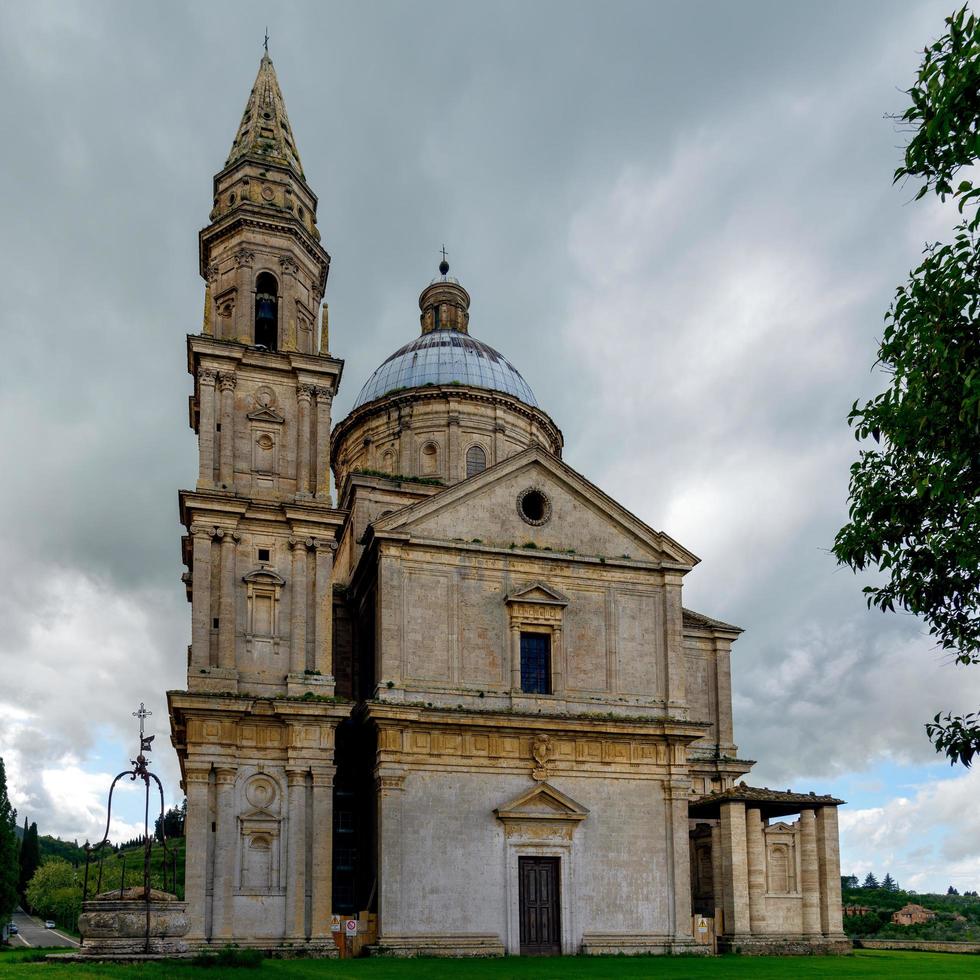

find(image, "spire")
[226,51,304,175]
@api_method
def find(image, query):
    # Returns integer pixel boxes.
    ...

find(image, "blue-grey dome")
[353,330,538,409]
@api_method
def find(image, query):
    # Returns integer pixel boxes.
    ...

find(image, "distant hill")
[843,885,980,941]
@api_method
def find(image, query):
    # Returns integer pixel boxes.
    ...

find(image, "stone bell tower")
[168,51,350,949]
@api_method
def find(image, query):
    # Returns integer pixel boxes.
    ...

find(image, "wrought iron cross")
[440,245,448,263]
[133,703,151,741]
[264,27,269,53]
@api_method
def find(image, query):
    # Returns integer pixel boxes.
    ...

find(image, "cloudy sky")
[1,0,978,892]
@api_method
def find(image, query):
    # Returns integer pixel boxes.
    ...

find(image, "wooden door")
[519,856,561,955]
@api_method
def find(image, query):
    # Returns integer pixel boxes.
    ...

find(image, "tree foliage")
[833,5,980,767]
[863,872,880,889]
[0,759,19,924]
[17,822,39,907]
[25,859,82,934]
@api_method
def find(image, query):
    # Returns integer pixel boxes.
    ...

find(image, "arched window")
[382,450,394,474]
[465,444,487,478]
[254,272,278,350]
[421,442,438,475]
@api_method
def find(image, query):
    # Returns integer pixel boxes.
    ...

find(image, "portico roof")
[689,783,845,819]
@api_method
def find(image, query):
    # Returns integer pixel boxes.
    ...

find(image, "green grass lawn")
[0,949,978,980]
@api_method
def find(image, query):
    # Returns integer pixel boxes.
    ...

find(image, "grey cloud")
[0,0,974,849]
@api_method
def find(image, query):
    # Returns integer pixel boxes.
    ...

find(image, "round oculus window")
[517,487,551,526]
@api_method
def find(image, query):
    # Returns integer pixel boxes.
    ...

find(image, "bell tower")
[169,51,351,949]
[178,50,345,698]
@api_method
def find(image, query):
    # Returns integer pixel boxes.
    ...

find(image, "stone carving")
[233,248,255,268]
[531,734,552,781]
[279,255,299,277]
[217,372,238,391]
[198,367,218,385]
[205,263,220,282]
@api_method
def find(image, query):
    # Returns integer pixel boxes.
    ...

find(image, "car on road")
[44,920,56,929]
[7,923,16,934]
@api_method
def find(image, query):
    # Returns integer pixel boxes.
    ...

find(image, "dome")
[353,329,538,409]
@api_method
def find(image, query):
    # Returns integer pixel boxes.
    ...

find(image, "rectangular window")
[520,632,551,694]
[257,548,270,562]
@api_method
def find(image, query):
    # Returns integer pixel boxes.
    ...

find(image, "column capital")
[297,383,316,402]
[214,766,237,785]
[313,385,332,402]
[309,536,338,553]
[214,528,240,544]
[198,367,218,386]
[190,523,217,540]
[285,766,309,785]
[185,765,211,784]
[205,262,220,283]
[289,536,313,552]
[217,371,238,391]
[310,767,336,787]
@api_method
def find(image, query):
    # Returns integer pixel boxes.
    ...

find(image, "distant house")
[844,904,873,916]
[892,903,936,926]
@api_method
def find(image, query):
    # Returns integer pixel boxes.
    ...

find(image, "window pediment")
[494,781,589,825]
[505,583,569,607]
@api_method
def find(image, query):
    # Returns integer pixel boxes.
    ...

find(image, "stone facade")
[166,51,848,956]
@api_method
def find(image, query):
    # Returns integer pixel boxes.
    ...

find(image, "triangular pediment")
[247,407,285,424]
[505,582,569,606]
[494,781,590,822]
[370,446,698,568]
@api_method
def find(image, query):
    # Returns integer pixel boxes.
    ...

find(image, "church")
[167,51,849,957]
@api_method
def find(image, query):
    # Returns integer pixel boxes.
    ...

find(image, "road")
[8,907,79,949]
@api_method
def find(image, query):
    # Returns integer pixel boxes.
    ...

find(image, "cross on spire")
[264,27,269,54]
[441,245,448,263]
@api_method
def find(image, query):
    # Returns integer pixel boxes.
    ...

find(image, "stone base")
[717,934,852,955]
[286,672,336,697]
[78,897,189,956]
[580,934,709,956]
[368,934,505,957]
[188,667,239,694]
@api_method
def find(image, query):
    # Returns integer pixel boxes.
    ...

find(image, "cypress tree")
[18,822,40,906]
[0,759,19,922]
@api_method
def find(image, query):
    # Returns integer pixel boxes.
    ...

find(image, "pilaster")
[183,764,211,939]
[216,529,240,678]
[289,537,309,676]
[211,766,237,940]
[217,372,237,489]
[285,767,308,940]
[313,387,332,501]
[296,384,314,496]
[197,368,217,488]
[189,525,214,671]
[310,767,336,938]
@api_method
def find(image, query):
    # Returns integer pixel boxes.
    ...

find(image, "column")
[296,385,314,496]
[217,530,238,673]
[667,780,694,942]
[189,525,214,671]
[183,765,211,939]
[197,368,218,488]
[310,767,335,939]
[218,372,237,489]
[290,538,309,675]
[800,809,821,935]
[376,769,406,938]
[212,766,237,940]
[398,420,413,476]
[312,540,334,677]
[510,624,521,692]
[816,807,845,936]
[718,801,750,937]
[710,823,723,927]
[745,808,768,935]
[285,767,308,940]
[313,387,332,500]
